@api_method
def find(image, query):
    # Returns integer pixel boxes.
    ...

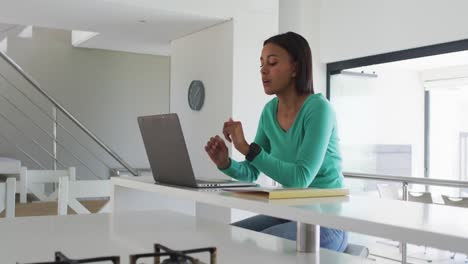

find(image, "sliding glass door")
[426,80,468,195]
[329,65,425,179]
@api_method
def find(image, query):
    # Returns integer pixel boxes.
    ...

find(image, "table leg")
[296,222,320,253]
[401,242,407,264]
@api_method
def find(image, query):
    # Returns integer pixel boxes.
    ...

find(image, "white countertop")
[0,210,369,264]
[112,176,468,254]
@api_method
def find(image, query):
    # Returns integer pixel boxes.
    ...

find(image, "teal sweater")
[220,93,343,189]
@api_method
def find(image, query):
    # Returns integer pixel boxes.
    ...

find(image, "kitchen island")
[0,210,368,264]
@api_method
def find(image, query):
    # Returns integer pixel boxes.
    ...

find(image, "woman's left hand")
[223,118,250,155]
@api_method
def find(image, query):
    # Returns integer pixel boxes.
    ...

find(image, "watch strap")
[246,143,261,162]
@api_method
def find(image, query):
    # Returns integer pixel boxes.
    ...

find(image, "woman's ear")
[291,62,298,77]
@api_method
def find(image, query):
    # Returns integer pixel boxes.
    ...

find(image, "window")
[327,39,468,196]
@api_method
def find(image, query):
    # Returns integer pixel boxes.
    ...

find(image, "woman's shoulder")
[261,97,278,115]
[302,93,335,118]
[304,93,332,110]
[266,96,278,107]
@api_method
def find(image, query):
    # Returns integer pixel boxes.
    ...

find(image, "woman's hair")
[263,32,314,94]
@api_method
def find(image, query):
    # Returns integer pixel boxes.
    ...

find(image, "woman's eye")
[260,62,276,68]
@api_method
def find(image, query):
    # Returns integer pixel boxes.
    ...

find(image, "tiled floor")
[349,233,468,263]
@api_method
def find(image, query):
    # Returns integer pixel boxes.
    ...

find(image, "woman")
[204,31,347,252]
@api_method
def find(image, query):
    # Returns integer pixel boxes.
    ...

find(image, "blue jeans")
[232,215,348,252]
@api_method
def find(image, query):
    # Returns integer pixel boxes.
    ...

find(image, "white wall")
[1,26,170,178]
[231,10,279,171]
[170,6,279,222]
[279,0,326,94]
[170,21,233,180]
[170,12,279,183]
[320,0,468,63]
[169,20,234,223]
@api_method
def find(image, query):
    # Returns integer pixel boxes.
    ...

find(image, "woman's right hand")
[205,135,230,169]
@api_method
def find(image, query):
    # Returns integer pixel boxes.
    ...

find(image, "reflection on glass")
[330,65,424,179]
[330,52,468,199]
[428,85,468,196]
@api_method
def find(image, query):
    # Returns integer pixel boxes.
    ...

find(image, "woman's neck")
[277,90,309,115]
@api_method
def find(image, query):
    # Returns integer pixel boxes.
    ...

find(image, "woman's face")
[260,43,296,95]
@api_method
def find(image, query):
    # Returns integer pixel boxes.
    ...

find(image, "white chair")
[408,191,433,204]
[441,195,468,208]
[376,183,401,200]
[19,167,75,203]
[0,157,21,201]
[57,176,111,215]
[0,178,16,218]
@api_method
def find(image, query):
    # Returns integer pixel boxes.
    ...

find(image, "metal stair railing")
[0,99,102,178]
[0,72,109,179]
[0,50,138,177]
[0,129,45,169]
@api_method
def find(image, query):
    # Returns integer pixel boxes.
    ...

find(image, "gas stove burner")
[19,251,120,264]
[18,243,216,264]
[130,243,217,264]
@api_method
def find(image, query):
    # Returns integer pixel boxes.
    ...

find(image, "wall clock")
[188,80,205,111]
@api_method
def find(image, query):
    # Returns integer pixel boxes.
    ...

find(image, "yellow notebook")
[224,187,349,200]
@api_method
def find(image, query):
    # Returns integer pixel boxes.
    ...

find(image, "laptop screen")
[138,113,198,187]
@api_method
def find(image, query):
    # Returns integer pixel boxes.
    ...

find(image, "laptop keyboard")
[196,178,233,183]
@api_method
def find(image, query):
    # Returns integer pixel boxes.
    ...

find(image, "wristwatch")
[246,142,262,162]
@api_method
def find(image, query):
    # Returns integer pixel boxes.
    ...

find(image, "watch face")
[188,80,205,111]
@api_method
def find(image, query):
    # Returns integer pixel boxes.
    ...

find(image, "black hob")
[19,243,217,264]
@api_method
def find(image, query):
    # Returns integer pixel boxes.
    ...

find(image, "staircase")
[0,23,139,180]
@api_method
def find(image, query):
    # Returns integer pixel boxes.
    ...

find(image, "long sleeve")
[219,94,342,189]
[250,102,335,188]
[219,112,270,182]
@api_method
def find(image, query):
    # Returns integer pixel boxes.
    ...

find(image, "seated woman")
[204,31,347,252]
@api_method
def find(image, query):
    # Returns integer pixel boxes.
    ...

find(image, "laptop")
[138,113,257,188]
